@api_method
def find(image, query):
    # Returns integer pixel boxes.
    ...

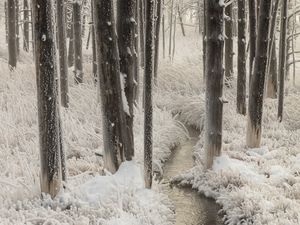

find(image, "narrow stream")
[162,127,223,225]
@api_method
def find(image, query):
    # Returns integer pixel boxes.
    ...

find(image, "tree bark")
[5,1,8,44]
[57,0,69,108]
[246,0,272,148]
[117,0,136,160]
[177,5,185,36]
[144,0,154,188]
[154,0,162,84]
[139,0,145,68]
[7,0,17,69]
[68,23,74,67]
[168,0,174,59]
[248,0,256,83]
[93,0,128,173]
[91,0,97,84]
[203,0,206,82]
[237,0,246,115]
[278,0,288,122]
[204,0,224,169]
[73,2,83,84]
[32,0,62,198]
[225,4,234,87]
[23,0,29,52]
[15,0,19,57]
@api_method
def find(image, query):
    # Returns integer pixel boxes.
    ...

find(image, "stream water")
[162,127,223,225]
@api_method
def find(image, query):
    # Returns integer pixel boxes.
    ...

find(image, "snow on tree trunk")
[154,0,162,83]
[57,0,69,108]
[23,0,29,52]
[7,0,17,69]
[278,0,288,122]
[32,0,62,198]
[225,3,234,87]
[248,0,256,83]
[117,0,137,160]
[204,0,224,169]
[93,0,128,173]
[237,0,246,115]
[73,1,83,84]
[144,0,154,188]
[246,0,272,148]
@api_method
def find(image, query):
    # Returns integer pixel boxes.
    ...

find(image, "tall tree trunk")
[248,0,256,83]
[5,1,8,44]
[246,0,272,148]
[203,0,206,82]
[7,0,17,69]
[73,2,83,84]
[278,0,288,122]
[168,0,174,59]
[144,0,154,188]
[162,0,165,58]
[32,0,62,198]
[15,0,19,57]
[237,0,246,115]
[23,0,29,51]
[57,0,69,108]
[93,0,127,173]
[117,0,136,160]
[68,23,74,67]
[91,0,97,84]
[204,0,224,169]
[177,5,185,36]
[154,0,162,83]
[139,0,145,68]
[225,4,234,87]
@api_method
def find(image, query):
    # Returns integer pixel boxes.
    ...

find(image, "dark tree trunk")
[73,2,83,84]
[154,0,162,83]
[144,0,154,188]
[248,0,256,83]
[117,0,137,160]
[15,0,19,57]
[93,0,128,173]
[278,0,288,122]
[246,0,272,148]
[57,0,69,108]
[204,0,224,169]
[237,0,246,115]
[7,0,17,69]
[23,0,29,51]
[32,0,62,198]
[225,4,234,87]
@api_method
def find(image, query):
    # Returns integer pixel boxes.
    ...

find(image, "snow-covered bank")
[0,57,187,224]
[170,85,300,225]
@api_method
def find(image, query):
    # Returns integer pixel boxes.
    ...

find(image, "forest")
[0,0,300,224]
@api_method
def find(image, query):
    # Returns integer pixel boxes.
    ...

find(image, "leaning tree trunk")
[144,0,154,188]
[248,0,256,83]
[23,0,29,52]
[117,0,137,160]
[73,1,83,84]
[57,0,69,108]
[154,0,162,83]
[237,0,246,115]
[246,0,272,148]
[278,0,288,122]
[32,0,62,198]
[177,5,185,36]
[7,0,17,69]
[204,0,224,169]
[225,3,234,87]
[93,0,128,173]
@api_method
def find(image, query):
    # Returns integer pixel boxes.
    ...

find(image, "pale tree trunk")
[93,0,127,173]
[73,1,83,84]
[237,0,246,115]
[248,0,256,83]
[32,0,62,198]
[203,0,206,82]
[68,23,74,67]
[117,0,136,160]
[225,4,234,87]
[5,1,8,44]
[144,0,154,188]
[15,0,19,57]
[23,0,29,51]
[266,0,280,98]
[205,0,224,169]
[246,0,272,148]
[162,0,165,58]
[278,0,288,122]
[7,0,17,69]
[168,0,174,59]
[177,5,185,36]
[57,0,69,108]
[133,0,140,105]
[139,0,145,68]
[154,0,162,83]
[91,0,97,84]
